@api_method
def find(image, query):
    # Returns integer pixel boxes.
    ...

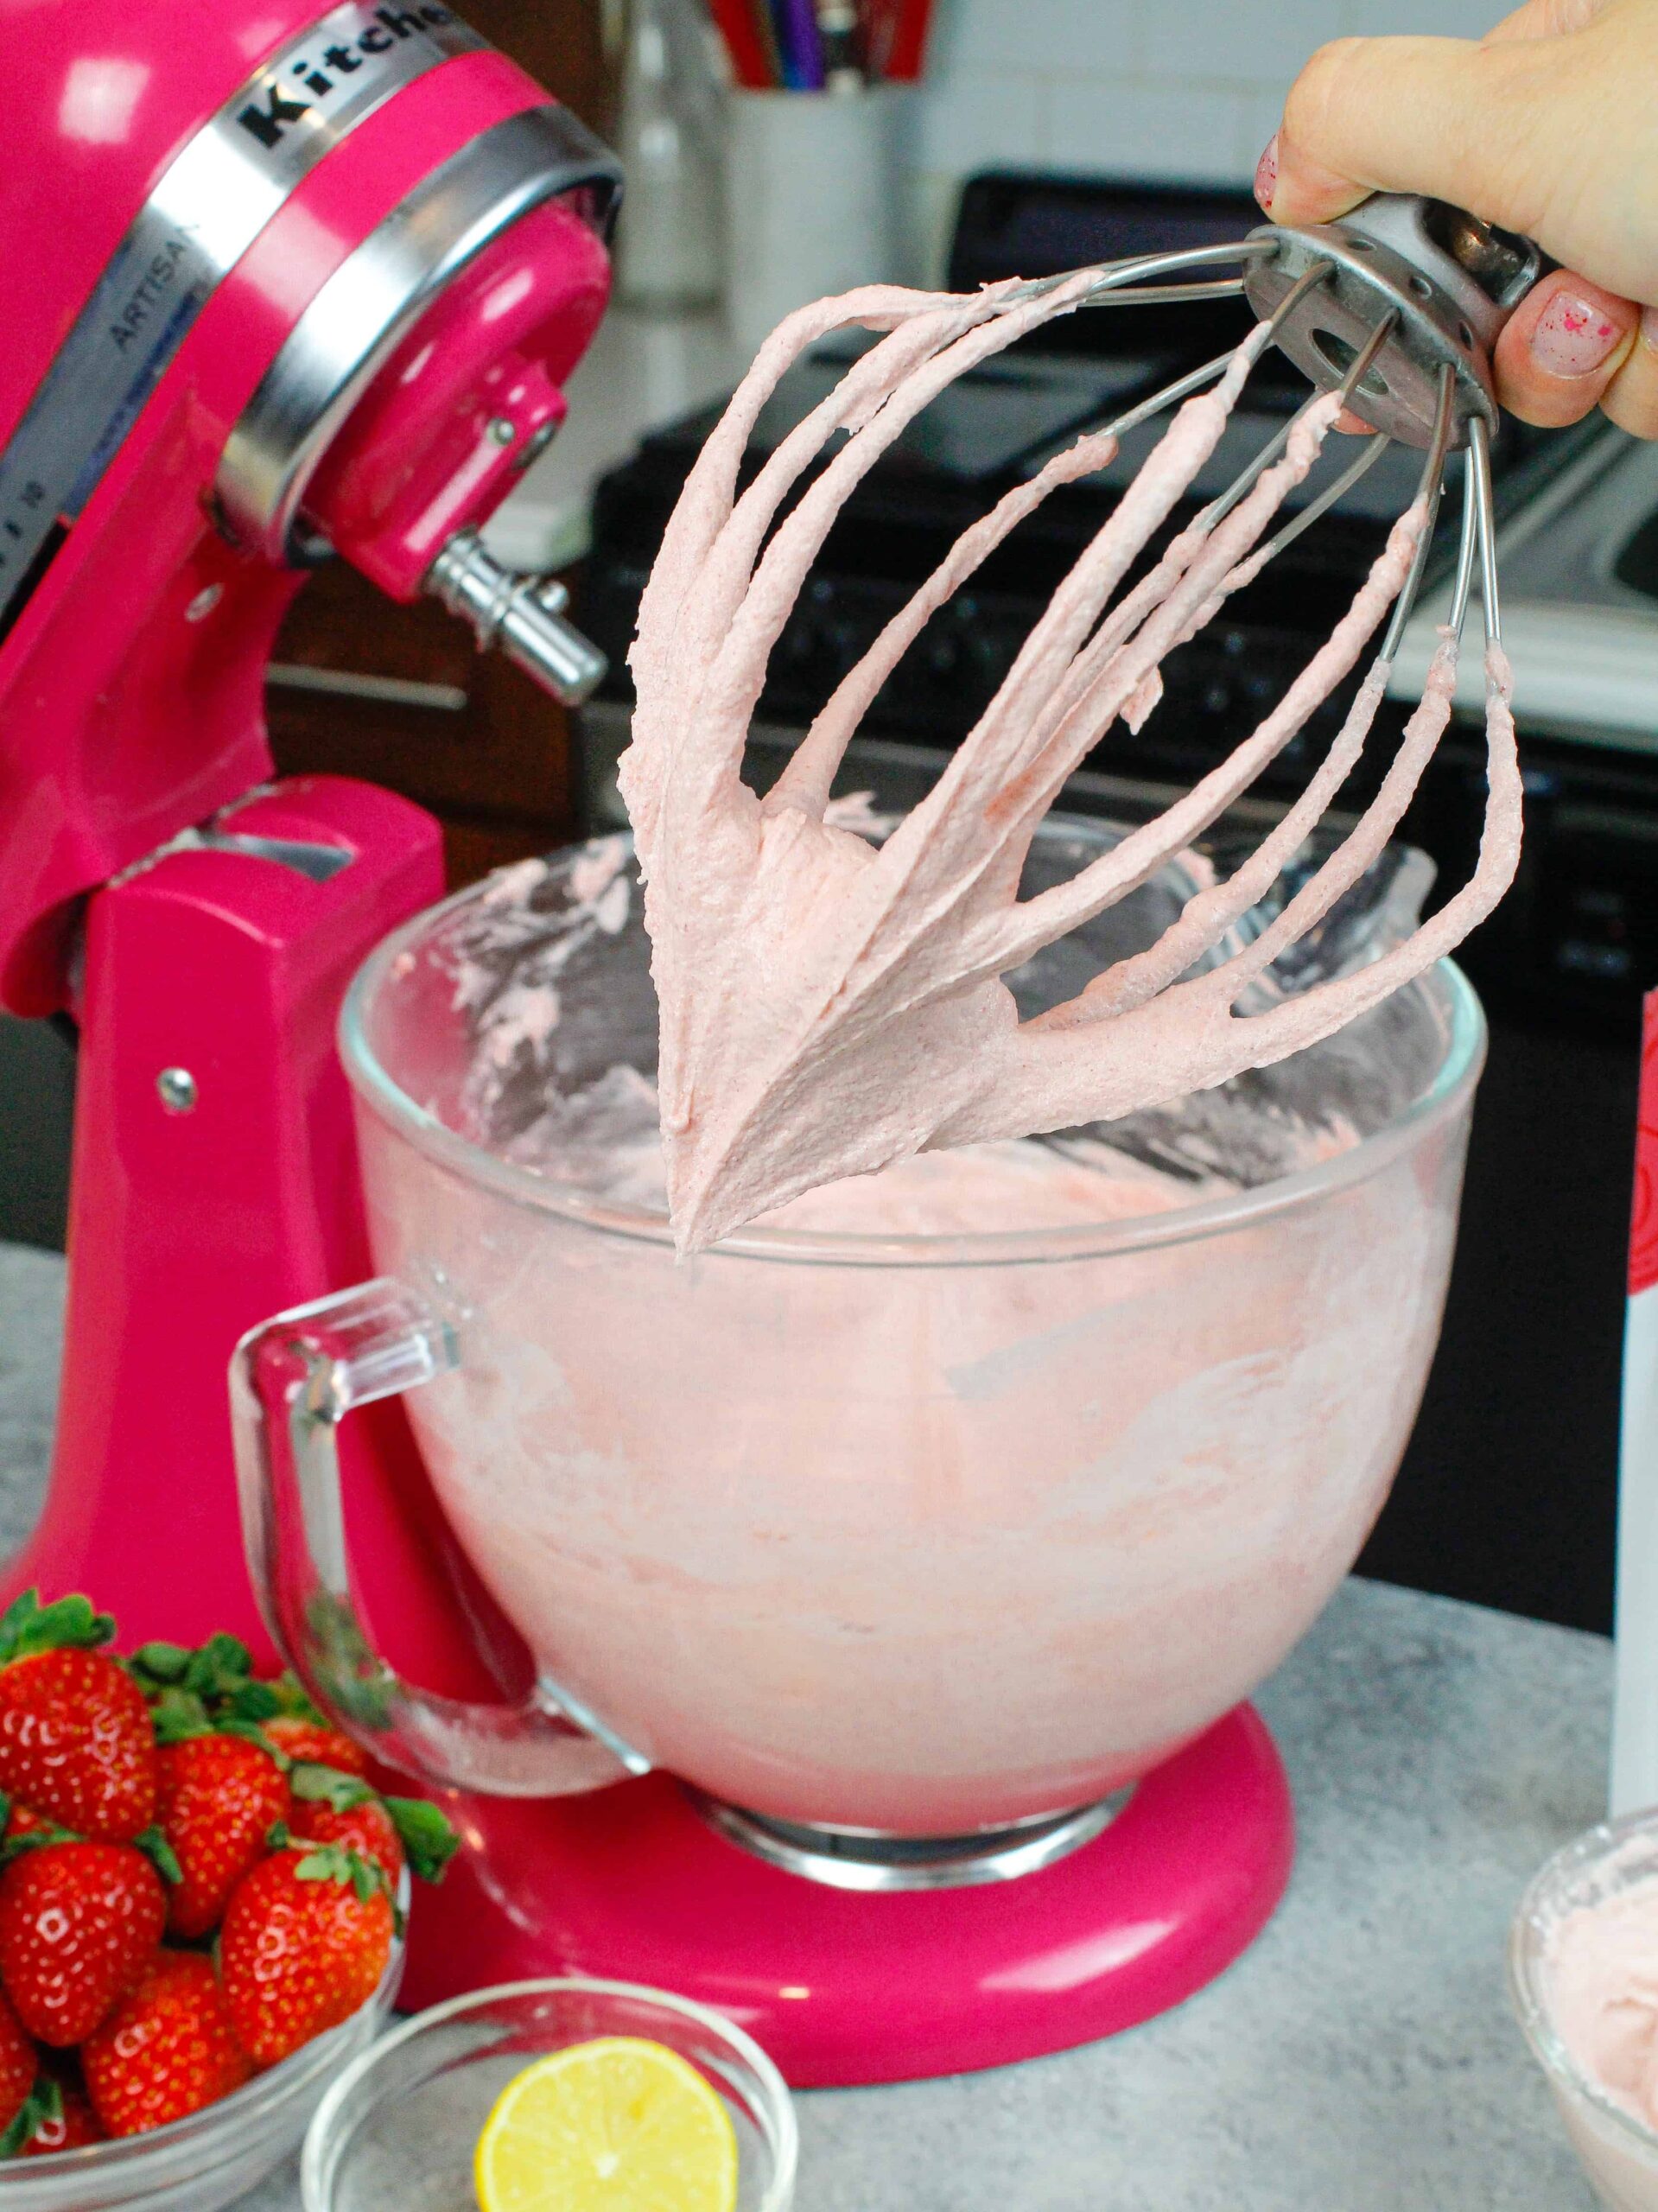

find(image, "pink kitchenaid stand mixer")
[1,0,1337,2086]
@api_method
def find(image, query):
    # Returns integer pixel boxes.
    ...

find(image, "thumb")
[1263,33,1559,238]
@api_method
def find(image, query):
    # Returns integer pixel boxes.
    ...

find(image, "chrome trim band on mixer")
[0,1,494,634]
[689,1789,1132,1892]
[215,104,621,563]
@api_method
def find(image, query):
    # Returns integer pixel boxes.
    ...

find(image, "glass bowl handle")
[230,1277,647,1797]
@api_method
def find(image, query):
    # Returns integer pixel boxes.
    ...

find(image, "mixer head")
[0,1,623,1015]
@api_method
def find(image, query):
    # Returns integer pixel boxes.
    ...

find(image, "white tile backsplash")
[915,65,1047,175]
[908,0,1507,244]
[937,0,1147,76]
[1140,0,1337,88]
[1045,77,1251,184]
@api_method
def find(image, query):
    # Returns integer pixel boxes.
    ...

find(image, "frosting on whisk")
[619,277,1520,1254]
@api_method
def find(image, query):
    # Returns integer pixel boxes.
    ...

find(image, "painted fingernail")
[1530,292,1623,378]
[1254,133,1279,214]
[1643,304,1658,353]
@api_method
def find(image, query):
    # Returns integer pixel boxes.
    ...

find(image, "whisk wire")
[1246,435,1389,570]
[1470,414,1501,645]
[1197,282,1384,537]
[1448,446,1479,639]
[1378,361,1457,666]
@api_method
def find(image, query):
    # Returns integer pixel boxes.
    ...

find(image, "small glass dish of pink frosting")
[1510,1809,1658,2211]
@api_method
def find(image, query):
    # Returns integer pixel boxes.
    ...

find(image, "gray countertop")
[0,1240,1603,2209]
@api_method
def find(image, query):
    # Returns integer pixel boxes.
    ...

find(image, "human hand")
[1256,0,1658,435]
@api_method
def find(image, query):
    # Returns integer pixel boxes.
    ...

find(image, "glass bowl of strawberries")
[0,1593,457,2211]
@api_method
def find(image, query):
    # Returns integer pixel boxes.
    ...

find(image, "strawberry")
[0,1593,156,1842]
[219,1846,394,2067]
[154,1736,290,1941]
[286,1792,403,1881]
[261,1718,368,1779]
[10,2075,104,2155]
[287,1767,458,1885]
[82,1951,251,2136]
[0,1988,35,2139]
[0,1841,166,2045]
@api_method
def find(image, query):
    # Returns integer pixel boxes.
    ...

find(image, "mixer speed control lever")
[427,531,608,707]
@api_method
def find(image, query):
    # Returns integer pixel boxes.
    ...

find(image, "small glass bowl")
[1510,1809,1658,2212]
[301,1978,797,2212]
[0,1896,405,2212]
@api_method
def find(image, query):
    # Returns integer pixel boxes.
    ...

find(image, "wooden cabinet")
[266,0,611,886]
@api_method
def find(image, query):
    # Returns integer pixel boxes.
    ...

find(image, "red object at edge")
[882,0,936,81]
[1629,990,1658,1294]
[708,0,773,87]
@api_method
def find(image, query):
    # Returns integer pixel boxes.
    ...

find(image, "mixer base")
[399,1703,1293,2087]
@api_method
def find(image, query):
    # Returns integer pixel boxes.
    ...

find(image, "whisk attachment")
[619,199,1527,1251]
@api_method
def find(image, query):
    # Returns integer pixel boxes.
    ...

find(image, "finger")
[1264,34,1554,235]
[1599,310,1658,440]
[1491,268,1639,426]
[1482,0,1612,38]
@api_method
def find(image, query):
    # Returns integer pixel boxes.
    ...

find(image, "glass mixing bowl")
[235,818,1483,1846]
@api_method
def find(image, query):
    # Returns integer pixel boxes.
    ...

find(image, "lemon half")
[473,2036,740,2212]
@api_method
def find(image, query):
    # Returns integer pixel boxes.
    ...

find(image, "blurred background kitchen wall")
[900,0,1497,277]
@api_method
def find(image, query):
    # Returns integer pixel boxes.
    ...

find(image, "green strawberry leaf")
[384,1797,461,1884]
[289,1763,373,1813]
[129,1639,193,1687]
[149,1688,213,1744]
[216,1716,288,1761]
[294,1841,391,1909]
[136,1825,184,1887]
[181,1632,255,1700]
[0,2076,60,2158]
[0,1590,115,1662]
[269,1671,328,1724]
[225,1681,283,1723]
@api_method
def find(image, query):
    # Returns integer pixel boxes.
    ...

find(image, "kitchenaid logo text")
[236,5,460,147]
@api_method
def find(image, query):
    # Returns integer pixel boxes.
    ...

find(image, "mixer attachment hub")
[1244,196,1544,449]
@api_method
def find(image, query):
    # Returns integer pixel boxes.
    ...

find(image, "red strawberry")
[0,1595,156,1842]
[82,1952,251,2137]
[0,1841,166,2045]
[288,1794,403,1881]
[15,2077,104,2155]
[287,1768,458,1885]
[0,1988,34,2139]
[219,1846,393,2067]
[155,1736,289,1940]
[261,1719,368,1778]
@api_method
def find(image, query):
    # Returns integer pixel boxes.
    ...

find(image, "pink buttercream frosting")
[618,278,1522,1252]
[1550,1872,1658,2129]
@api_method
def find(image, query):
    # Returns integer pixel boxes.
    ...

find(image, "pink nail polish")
[1530,292,1623,378]
[1254,133,1279,214]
